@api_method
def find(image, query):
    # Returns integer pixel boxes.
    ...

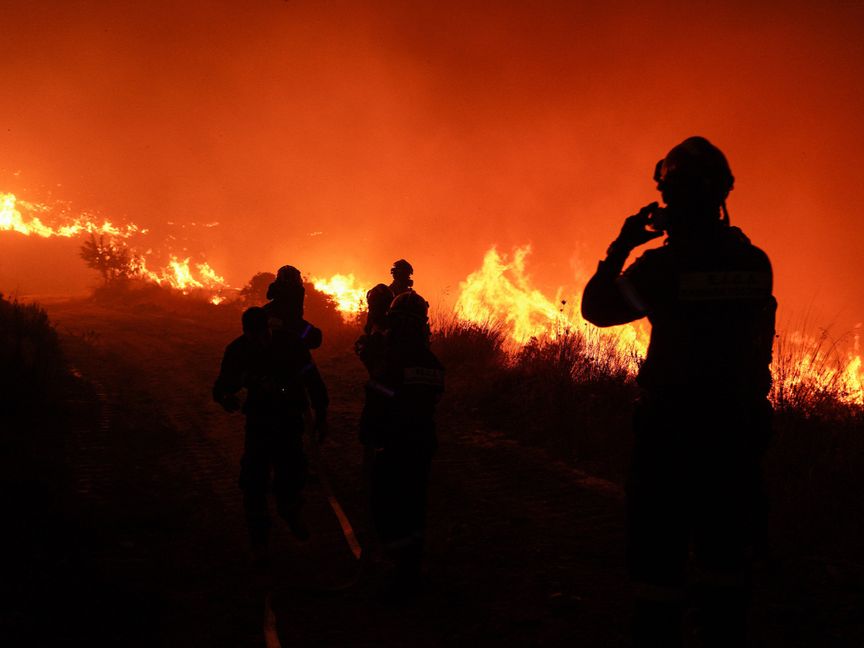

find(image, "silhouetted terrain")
[1,292,862,646]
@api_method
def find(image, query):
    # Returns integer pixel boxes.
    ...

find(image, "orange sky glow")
[2,1,863,340]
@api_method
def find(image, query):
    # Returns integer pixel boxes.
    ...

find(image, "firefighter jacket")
[358,335,444,450]
[582,225,776,400]
[213,333,328,419]
[263,300,323,350]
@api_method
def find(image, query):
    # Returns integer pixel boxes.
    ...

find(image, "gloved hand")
[610,202,664,253]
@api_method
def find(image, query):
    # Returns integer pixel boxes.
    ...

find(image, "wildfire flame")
[134,256,227,293]
[453,245,863,406]
[2,190,230,300]
[4,185,863,405]
[774,327,864,406]
[1,192,140,238]
[454,245,648,361]
[311,273,366,320]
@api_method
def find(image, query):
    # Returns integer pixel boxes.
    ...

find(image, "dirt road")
[10,298,625,646]
[4,298,858,646]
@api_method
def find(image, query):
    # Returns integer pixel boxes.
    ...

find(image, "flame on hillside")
[454,245,648,362]
[453,245,863,406]
[2,191,229,300]
[311,273,366,320]
[134,256,227,293]
[2,192,141,238]
[4,184,863,406]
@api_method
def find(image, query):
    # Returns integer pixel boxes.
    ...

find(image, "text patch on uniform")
[678,272,771,301]
[404,366,445,387]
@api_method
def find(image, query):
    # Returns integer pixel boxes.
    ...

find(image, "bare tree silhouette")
[79,233,137,285]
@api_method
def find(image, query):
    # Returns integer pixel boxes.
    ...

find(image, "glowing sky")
[1,0,863,333]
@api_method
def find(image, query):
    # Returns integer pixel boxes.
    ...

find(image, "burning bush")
[303,280,357,340]
[771,325,864,414]
[79,233,139,285]
[239,272,276,305]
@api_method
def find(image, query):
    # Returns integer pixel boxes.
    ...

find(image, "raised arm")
[582,204,662,327]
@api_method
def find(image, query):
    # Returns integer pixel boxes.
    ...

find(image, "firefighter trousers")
[239,413,306,546]
[627,396,771,647]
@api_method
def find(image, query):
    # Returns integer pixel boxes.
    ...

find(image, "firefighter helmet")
[390,259,414,277]
[275,265,303,286]
[366,283,394,314]
[653,137,734,208]
[388,290,428,323]
[267,265,305,301]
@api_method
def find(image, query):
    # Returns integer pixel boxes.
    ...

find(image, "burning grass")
[771,324,864,414]
[432,315,864,562]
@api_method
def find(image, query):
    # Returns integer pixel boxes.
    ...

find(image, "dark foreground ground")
[2,299,862,646]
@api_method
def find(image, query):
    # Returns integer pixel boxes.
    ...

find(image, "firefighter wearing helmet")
[355,283,395,450]
[582,137,776,647]
[389,259,414,297]
[357,289,444,596]
[263,265,323,350]
[213,306,329,564]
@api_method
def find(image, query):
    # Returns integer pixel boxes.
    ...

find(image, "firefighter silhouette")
[582,137,776,647]
[356,283,394,448]
[213,306,328,563]
[264,264,323,350]
[388,259,414,297]
[356,290,443,594]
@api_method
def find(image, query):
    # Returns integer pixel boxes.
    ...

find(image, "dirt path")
[9,298,856,647]
[28,299,630,646]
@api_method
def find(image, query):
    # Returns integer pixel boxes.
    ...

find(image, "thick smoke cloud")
[1,0,863,331]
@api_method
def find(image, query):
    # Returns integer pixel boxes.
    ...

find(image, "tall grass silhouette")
[431,315,864,558]
[0,293,65,412]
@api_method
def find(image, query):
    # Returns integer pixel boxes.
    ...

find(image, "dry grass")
[6,290,860,561]
[0,293,65,412]
[90,277,361,350]
[432,317,864,560]
[432,319,638,480]
[771,325,862,414]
